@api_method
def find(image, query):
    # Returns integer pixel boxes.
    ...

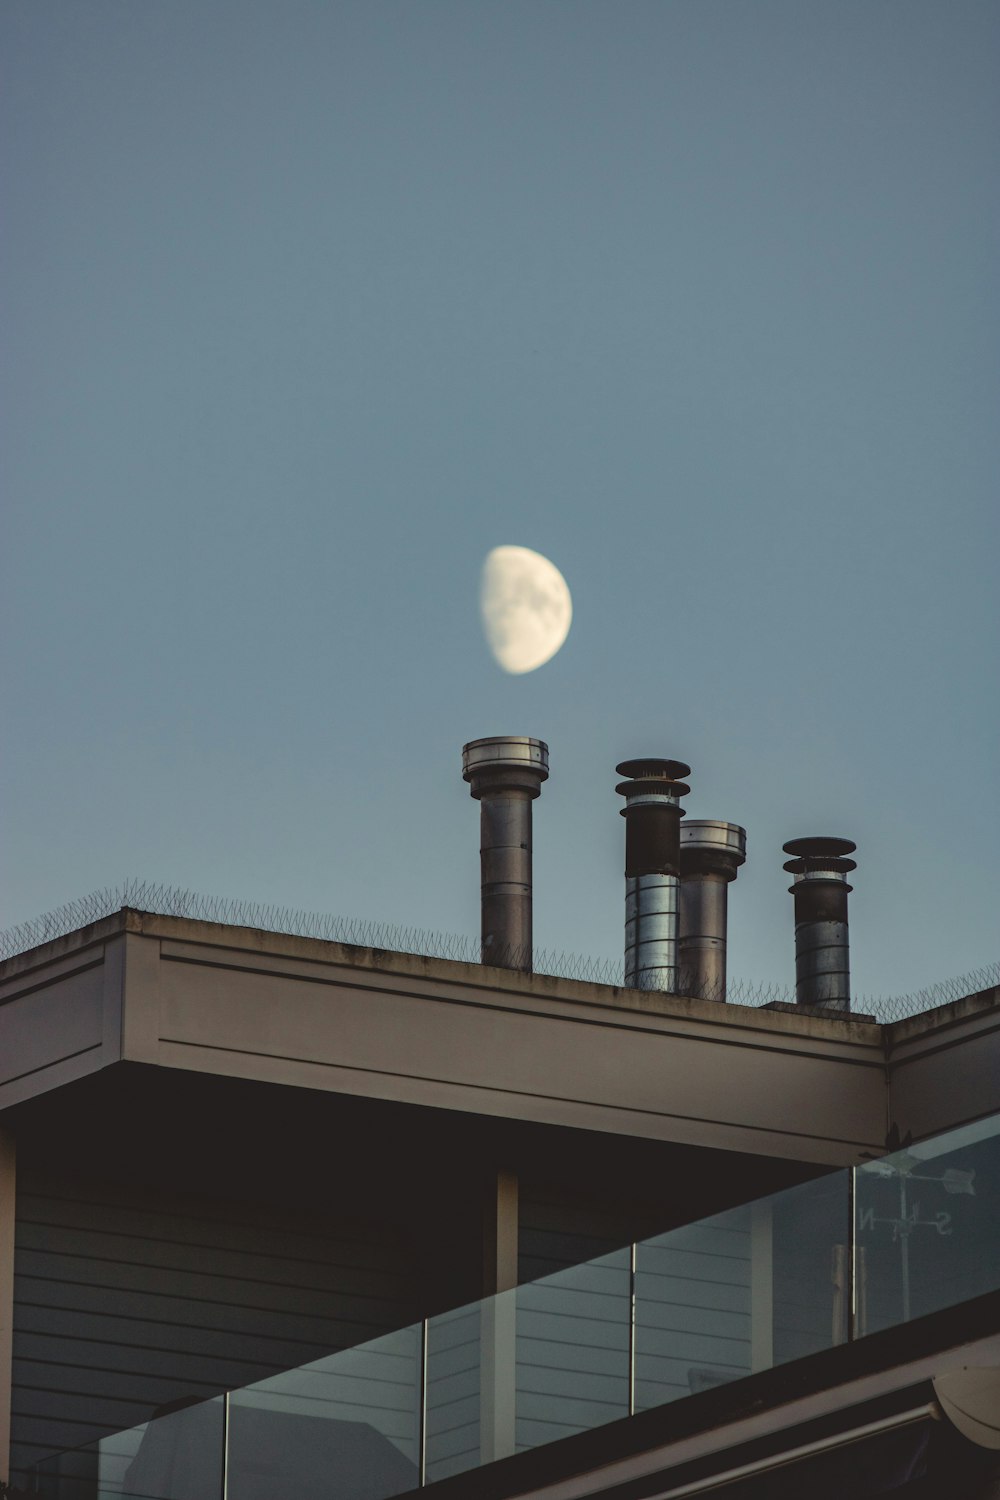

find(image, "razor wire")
[0,879,996,1027]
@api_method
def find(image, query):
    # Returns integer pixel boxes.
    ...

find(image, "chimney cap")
[616,757,691,782]
[681,819,747,865]
[616,778,690,802]
[783,835,856,878]
[463,736,549,798]
[782,836,856,859]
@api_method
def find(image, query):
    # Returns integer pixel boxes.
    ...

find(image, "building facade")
[1,902,999,1497]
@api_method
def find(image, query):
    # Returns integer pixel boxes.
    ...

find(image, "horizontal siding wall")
[425,1303,482,1482]
[11,1169,412,1485]
[516,1251,630,1453]
[517,1189,634,1453]
[519,1188,634,1285]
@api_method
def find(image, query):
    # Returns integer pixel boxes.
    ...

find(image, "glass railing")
[29,1111,998,1499]
[855,1112,997,1336]
[32,1397,226,1500]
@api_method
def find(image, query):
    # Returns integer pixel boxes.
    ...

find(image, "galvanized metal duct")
[782,836,857,1012]
[462,736,549,972]
[615,758,690,992]
[678,820,747,1002]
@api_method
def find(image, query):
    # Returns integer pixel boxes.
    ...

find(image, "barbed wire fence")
[854,963,1000,1025]
[0,879,996,1027]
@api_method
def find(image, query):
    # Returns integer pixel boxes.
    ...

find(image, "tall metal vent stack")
[782,836,857,1011]
[463,736,549,971]
[679,821,747,1001]
[615,758,690,992]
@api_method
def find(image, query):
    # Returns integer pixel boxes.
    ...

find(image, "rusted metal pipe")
[463,737,549,971]
[782,836,857,1011]
[615,758,690,992]
[679,820,746,1001]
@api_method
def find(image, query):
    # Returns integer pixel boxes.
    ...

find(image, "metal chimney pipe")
[615,758,690,992]
[463,736,549,971]
[678,820,747,1002]
[782,836,857,1012]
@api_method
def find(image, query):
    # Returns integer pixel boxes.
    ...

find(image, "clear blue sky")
[2,0,997,1002]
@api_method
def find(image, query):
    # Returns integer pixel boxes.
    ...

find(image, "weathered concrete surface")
[1,911,888,1166]
[2,911,996,1160]
[0,920,123,1108]
[884,985,1000,1144]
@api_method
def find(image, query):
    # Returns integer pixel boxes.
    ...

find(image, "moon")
[480,545,572,674]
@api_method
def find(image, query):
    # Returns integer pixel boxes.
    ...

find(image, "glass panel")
[635,1204,752,1410]
[424,1300,484,1484]
[635,1172,849,1413]
[227,1323,422,1500]
[32,1397,224,1500]
[771,1172,851,1363]
[856,1113,1000,1335]
[38,1116,1000,1497]
[515,1246,631,1453]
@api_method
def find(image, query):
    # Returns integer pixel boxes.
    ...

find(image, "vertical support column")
[480,1169,518,1463]
[463,738,549,972]
[615,759,690,993]
[479,1297,516,1465]
[0,1125,15,1485]
[483,1168,519,1298]
[749,1199,773,1374]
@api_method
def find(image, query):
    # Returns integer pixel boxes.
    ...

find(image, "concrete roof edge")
[884,984,1000,1047]
[0,906,883,1043]
[0,908,136,980]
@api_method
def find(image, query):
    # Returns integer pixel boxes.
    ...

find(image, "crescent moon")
[480,546,573,674]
